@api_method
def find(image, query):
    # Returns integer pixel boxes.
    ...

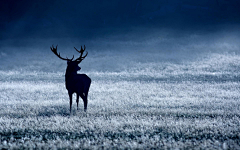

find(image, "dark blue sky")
[1,0,240,40]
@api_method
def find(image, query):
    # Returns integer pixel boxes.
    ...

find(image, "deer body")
[66,70,91,111]
[51,45,91,113]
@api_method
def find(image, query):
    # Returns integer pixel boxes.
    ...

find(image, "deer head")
[50,45,88,74]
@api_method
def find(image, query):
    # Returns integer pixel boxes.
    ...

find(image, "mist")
[1,1,240,57]
[1,0,240,73]
[1,27,240,73]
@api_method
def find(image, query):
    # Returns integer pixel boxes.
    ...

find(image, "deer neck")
[65,68,77,81]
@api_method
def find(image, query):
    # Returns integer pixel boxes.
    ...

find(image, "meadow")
[0,30,240,149]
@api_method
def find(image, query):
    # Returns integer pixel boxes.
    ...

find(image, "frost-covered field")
[0,32,240,149]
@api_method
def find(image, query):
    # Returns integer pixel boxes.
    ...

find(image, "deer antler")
[50,45,74,61]
[74,45,88,63]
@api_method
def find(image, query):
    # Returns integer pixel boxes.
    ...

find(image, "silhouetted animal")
[51,45,91,113]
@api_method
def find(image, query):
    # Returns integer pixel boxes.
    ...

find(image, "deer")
[50,45,91,113]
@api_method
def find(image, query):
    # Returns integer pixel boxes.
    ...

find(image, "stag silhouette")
[50,45,91,113]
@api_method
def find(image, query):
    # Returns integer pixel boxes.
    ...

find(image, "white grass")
[0,51,239,149]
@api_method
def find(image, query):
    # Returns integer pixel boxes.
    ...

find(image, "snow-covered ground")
[0,31,240,149]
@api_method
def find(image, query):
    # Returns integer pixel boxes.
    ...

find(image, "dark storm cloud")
[1,0,240,40]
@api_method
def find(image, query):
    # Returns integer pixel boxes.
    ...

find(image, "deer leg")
[80,93,87,112]
[83,98,88,112]
[83,82,90,112]
[83,94,88,112]
[76,93,80,110]
[68,92,73,113]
